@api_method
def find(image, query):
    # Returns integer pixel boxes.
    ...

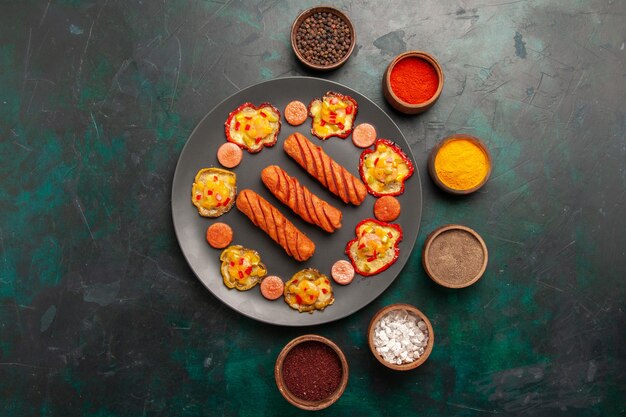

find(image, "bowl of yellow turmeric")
[428,134,492,195]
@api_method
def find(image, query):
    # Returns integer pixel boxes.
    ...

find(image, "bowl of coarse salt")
[368,304,434,371]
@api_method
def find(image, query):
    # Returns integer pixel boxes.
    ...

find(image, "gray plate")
[172,77,422,326]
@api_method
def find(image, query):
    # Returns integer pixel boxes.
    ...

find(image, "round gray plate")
[172,77,422,326]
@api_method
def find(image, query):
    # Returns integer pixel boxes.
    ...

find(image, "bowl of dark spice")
[383,50,444,114]
[422,224,488,288]
[368,303,434,371]
[291,7,356,71]
[275,334,349,410]
[429,134,492,195]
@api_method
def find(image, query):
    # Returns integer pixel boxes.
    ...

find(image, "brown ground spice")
[282,341,342,402]
[428,229,484,285]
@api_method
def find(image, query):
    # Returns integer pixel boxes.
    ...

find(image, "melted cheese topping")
[348,221,401,275]
[192,168,236,216]
[192,168,237,217]
[284,269,334,313]
[228,106,279,150]
[310,95,355,139]
[361,142,411,195]
[220,245,267,291]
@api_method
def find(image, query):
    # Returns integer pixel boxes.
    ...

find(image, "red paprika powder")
[390,57,439,104]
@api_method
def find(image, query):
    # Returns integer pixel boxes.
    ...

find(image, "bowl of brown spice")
[291,7,356,71]
[275,334,349,410]
[422,224,488,288]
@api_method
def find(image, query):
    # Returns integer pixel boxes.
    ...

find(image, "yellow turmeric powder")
[434,138,490,190]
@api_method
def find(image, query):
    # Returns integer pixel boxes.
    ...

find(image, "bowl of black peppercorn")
[291,6,356,71]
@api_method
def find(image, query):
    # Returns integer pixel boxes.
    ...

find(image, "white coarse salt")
[373,309,429,365]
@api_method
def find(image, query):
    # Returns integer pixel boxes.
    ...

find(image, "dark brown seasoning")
[295,12,351,66]
[282,341,343,402]
[427,229,484,285]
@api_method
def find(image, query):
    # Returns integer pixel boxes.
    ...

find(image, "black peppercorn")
[295,10,352,67]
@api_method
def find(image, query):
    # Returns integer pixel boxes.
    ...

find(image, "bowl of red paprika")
[383,50,444,114]
[275,334,349,410]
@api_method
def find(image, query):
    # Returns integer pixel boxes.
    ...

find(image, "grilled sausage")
[283,132,367,205]
[261,165,342,233]
[236,189,315,262]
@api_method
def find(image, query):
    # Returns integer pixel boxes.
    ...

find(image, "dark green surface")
[1,1,624,416]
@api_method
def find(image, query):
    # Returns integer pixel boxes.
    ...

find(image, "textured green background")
[1,0,624,416]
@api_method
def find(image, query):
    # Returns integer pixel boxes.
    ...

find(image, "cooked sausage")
[352,123,377,148]
[283,132,367,205]
[284,101,308,126]
[236,189,315,261]
[331,260,355,285]
[260,275,284,300]
[217,142,243,168]
[261,165,342,233]
[206,222,233,248]
[373,196,401,222]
